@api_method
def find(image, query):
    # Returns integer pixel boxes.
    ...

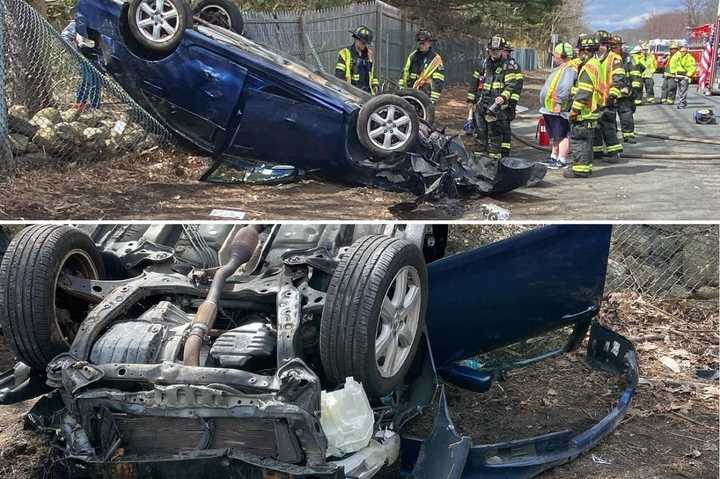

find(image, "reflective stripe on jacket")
[335,46,379,94]
[642,53,657,78]
[572,57,602,121]
[668,52,697,79]
[540,60,578,116]
[468,56,523,107]
[599,51,627,104]
[399,49,446,101]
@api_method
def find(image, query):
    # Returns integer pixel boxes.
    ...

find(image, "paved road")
[467,80,720,221]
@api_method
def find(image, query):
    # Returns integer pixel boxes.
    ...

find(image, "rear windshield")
[196,22,369,105]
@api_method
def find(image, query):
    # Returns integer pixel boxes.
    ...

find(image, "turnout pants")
[594,107,623,156]
[487,109,511,160]
[643,77,655,101]
[663,76,678,104]
[570,121,595,177]
[617,97,636,141]
[677,76,690,107]
[473,103,489,153]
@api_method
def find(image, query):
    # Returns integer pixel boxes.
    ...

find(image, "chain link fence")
[245,1,537,86]
[606,225,719,299]
[1,0,174,176]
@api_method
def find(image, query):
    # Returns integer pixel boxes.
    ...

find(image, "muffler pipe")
[183,225,261,366]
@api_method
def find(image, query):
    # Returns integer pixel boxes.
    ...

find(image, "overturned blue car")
[70,0,543,196]
[0,224,637,478]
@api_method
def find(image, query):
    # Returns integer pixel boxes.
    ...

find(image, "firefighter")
[467,35,523,161]
[499,40,524,157]
[614,36,639,144]
[669,46,697,109]
[399,30,446,104]
[641,44,657,103]
[662,43,681,105]
[564,34,602,179]
[593,30,625,162]
[335,26,379,94]
[630,46,646,106]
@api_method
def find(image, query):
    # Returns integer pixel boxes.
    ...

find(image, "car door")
[113,32,248,152]
[425,225,612,373]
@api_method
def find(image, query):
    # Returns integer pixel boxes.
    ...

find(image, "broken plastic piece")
[320,377,374,458]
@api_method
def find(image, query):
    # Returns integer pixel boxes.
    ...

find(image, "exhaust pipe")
[183,225,261,366]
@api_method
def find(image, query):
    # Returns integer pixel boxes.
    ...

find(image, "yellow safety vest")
[572,57,602,121]
[544,62,576,112]
[642,53,657,78]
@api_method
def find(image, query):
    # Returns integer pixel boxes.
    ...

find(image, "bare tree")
[681,0,709,26]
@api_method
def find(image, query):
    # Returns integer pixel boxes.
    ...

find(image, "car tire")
[320,235,428,399]
[0,226,104,371]
[194,0,244,34]
[357,95,419,159]
[395,88,435,125]
[127,0,193,54]
[0,227,9,259]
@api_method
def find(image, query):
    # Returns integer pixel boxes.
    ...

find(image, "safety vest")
[336,47,378,94]
[544,61,576,112]
[642,53,657,78]
[599,51,624,104]
[572,57,602,121]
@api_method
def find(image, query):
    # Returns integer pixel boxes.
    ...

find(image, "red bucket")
[536,117,550,147]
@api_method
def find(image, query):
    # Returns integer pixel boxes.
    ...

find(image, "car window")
[196,23,370,105]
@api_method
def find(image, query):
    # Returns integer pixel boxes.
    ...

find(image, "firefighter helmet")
[695,109,716,125]
[669,42,681,50]
[416,29,434,42]
[610,34,624,46]
[631,45,643,54]
[577,34,600,51]
[595,30,611,45]
[350,26,373,45]
[503,40,514,51]
[488,35,508,50]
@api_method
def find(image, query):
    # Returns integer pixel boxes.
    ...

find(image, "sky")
[586,0,685,31]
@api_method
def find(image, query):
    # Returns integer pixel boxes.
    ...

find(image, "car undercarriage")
[0,224,638,478]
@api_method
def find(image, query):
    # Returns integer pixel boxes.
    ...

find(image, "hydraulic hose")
[183,225,261,367]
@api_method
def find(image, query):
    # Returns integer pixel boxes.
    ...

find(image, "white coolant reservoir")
[320,377,374,458]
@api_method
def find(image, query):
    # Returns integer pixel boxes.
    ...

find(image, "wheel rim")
[366,104,414,152]
[402,96,428,122]
[198,5,232,30]
[53,250,100,346]
[375,266,422,378]
[135,0,180,44]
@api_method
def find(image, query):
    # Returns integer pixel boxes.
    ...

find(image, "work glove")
[569,110,579,123]
[463,119,475,135]
[606,96,616,109]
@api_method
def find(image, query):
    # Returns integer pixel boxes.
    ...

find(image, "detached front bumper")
[402,323,639,479]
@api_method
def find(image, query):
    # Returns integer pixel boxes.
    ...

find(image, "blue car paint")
[426,224,612,368]
[74,0,369,175]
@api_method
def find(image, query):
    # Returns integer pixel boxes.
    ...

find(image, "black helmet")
[351,26,373,45]
[695,109,716,125]
[577,34,600,51]
[416,29,434,42]
[595,30,611,45]
[610,34,624,46]
[488,35,508,50]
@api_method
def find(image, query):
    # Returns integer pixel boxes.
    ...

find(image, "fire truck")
[648,39,683,74]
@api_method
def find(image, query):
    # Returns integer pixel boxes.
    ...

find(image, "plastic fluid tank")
[320,377,374,458]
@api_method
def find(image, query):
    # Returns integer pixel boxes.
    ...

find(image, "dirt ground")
[1,73,718,221]
[0,225,718,478]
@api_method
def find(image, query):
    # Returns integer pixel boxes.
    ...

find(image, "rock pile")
[7,104,161,163]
